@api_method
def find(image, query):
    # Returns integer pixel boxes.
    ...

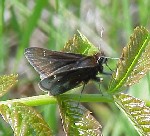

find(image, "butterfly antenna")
[105,62,113,72]
[105,57,119,60]
[105,57,119,72]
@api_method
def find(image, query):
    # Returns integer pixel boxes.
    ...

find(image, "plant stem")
[59,94,114,102]
[0,94,113,106]
[0,95,56,106]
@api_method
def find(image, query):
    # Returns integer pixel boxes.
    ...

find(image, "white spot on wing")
[43,50,46,56]
[54,75,56,79]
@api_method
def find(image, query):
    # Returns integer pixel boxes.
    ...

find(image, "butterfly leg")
[93,77,104,95]
[76,83,86,107]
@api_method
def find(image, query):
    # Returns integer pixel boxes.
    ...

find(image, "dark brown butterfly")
[24,47,108,96]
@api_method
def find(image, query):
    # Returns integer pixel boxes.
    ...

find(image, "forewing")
[24,47,83,79]
[39,67,96,95]
[52,55,99,75]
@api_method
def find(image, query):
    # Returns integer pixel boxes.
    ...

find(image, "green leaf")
[114,93,150,136]
[63,30,99,55]
[57,97,102,136]
[108,26,150,93]
[0,102,53,136]
[0,74,18,97]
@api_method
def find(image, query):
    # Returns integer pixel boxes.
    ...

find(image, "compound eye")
[98,57,107,64]
[100,57,104,61]
[98,57,104,63]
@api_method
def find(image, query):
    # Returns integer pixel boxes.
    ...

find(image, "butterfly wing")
[24,47,84,79]
[25,47,101,95]
[39,67,98,95]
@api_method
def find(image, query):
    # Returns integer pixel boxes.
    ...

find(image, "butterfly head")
[98,56,108,65]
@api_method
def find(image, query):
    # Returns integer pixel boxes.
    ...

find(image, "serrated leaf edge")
[109,27,150,93]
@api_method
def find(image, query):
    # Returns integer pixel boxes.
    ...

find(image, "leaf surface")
[114,93,150,136]
[0,102,53,136]
[57,97,102,136]
[108,26,150,93]
[0,74,18,97]
[63,30,99,55]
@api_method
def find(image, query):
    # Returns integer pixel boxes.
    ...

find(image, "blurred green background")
[0,0,150,135]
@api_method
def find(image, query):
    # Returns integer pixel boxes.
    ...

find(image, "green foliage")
[60,26,150,136]
[114,93,150,136]
[16,0,48,62]
[107,26,150,136]
[1,1,150,135]
[0,0,5,73]
[0,75,53,135]
[58,26,150,136]
[63,30,99,55]
[108,26,150,94]
[0,102,52,136]
[0,74,18,97]
[57,96,102,136]
[0,26,150,136]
